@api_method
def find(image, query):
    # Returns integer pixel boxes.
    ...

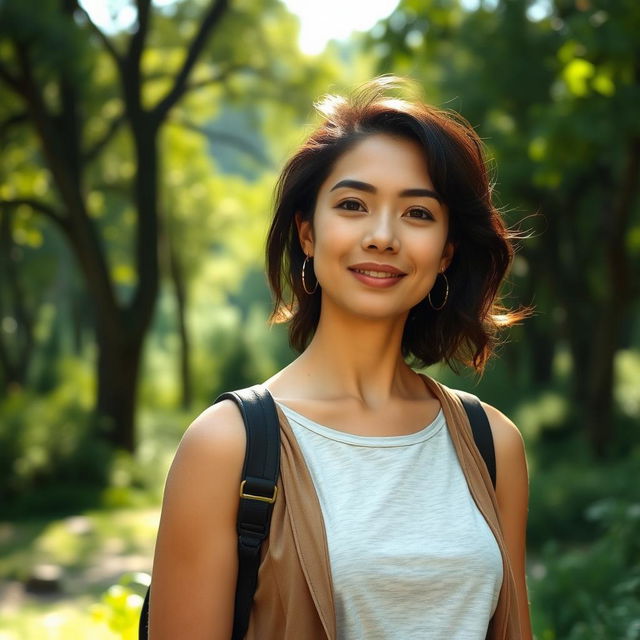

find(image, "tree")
[0,0,333,450]
[372,0,640,455]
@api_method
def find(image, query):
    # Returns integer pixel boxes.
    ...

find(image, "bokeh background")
[0,0,638,638]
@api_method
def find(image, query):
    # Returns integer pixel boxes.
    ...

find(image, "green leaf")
[528,136,548,162]
[592,72,615,97]
[562,59,595,97]
[112,264,135,286]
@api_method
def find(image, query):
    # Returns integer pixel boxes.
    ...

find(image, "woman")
[149,76,533,639]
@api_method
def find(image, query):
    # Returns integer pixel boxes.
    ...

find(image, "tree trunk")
[518,249,555,386]
[526,316,555,385]
[2,0,231,451]
[566,326,591,424]
[166,228,192,409]
[91,120,161,451]
[586,309,617,457]
[584,139,640,457]
[95,319,143,452]
[0,209,35,393]
[541,186,594,431]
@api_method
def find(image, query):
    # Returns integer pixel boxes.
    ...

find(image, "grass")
[0,508,159,639]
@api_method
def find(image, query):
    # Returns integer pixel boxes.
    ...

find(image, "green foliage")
[0,352,188,516]
[0,0,92,83]
[528,442,640,549]
[1,0,639,635]
[0,359,112,517]
[371,0,640,460]
[90,573,149,640]
[0,514,155,639]
[0,509,157,583]
[0,603,121,639]
[0,0,345,455]
[531,498,640,639]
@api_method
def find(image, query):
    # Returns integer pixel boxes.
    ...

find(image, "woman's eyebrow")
[329,179,443,203]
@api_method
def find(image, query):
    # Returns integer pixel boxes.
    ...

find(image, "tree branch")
[73,2,122,66]
[183,63,259,93]
[91,181,130,196]
[613,137,640,237]
[152,0,230,124]
[142,63,251,90]
[127,0,151,68]
[12,40,86,217]
[0,111,29,138]
[83,113,125,163]
[0,61,24,95]
[0,198,68,230]
[176,118,273,168]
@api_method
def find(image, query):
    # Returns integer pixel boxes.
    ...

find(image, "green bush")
[531,498,640,639]
[527,442,640,549]
[0,361,113,517]
[90,572,150,640]
[0,355,189,517]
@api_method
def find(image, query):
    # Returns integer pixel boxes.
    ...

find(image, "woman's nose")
[362,213,400,253]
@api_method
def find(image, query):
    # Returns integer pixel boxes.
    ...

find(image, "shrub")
[531,498,640,639]
[0,363,113,517]
[90,573,150,640]
[527,442,640,549]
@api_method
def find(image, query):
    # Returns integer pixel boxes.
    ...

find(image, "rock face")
[24,564,63,594]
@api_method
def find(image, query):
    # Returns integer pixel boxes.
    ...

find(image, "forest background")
[0,0,638,638]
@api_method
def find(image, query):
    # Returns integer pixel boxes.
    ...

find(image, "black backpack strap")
[214,384,280,640]
[454,390,497,490]
[138,384,280,640]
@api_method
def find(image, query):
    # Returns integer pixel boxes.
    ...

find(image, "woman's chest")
[311,436,501,580]
[288,413,503,599]
[289,420,504,638]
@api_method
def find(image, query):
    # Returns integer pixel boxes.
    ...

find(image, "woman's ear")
[440,240,455,272]
[295,212,314,257]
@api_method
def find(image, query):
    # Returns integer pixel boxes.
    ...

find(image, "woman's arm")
[148,400,246,640]
[482,402,533,640]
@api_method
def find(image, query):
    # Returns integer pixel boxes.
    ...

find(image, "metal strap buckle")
[239,480,278,504]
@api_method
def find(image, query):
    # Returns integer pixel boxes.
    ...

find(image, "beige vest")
[245,374,522,639]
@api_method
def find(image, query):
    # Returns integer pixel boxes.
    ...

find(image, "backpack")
[138,385,495,640]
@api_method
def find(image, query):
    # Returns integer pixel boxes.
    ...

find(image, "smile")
[351,269,404,279]
[348,267,406,289]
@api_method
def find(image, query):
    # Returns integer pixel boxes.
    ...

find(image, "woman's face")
[297,133,454,322]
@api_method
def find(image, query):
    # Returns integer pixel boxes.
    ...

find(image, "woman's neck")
[290,304,422,409]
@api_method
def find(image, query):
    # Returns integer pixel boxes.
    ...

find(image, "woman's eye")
[338,199,365,212]
[406,208,434,220]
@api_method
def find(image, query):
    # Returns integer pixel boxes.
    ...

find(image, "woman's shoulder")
[156,400,247,556]
[176,399,247,470]
[479,401,528,505]
[479,401,525,453]
[166,400,247,498]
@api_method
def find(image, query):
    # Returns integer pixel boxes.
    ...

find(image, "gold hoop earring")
[301,255,318,294]
[428,271,449,311]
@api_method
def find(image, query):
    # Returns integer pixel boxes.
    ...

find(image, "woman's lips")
[348,268,406,288]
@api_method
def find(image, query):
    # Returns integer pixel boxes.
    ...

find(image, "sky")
[282,0,400,54]
[80,0,402,55]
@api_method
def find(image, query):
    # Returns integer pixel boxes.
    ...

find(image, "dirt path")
[0,509,160,618]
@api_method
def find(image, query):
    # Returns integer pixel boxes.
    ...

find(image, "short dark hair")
[266,76,529,372]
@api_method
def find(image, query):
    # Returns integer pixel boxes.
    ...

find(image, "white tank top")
[277,402,503,640]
